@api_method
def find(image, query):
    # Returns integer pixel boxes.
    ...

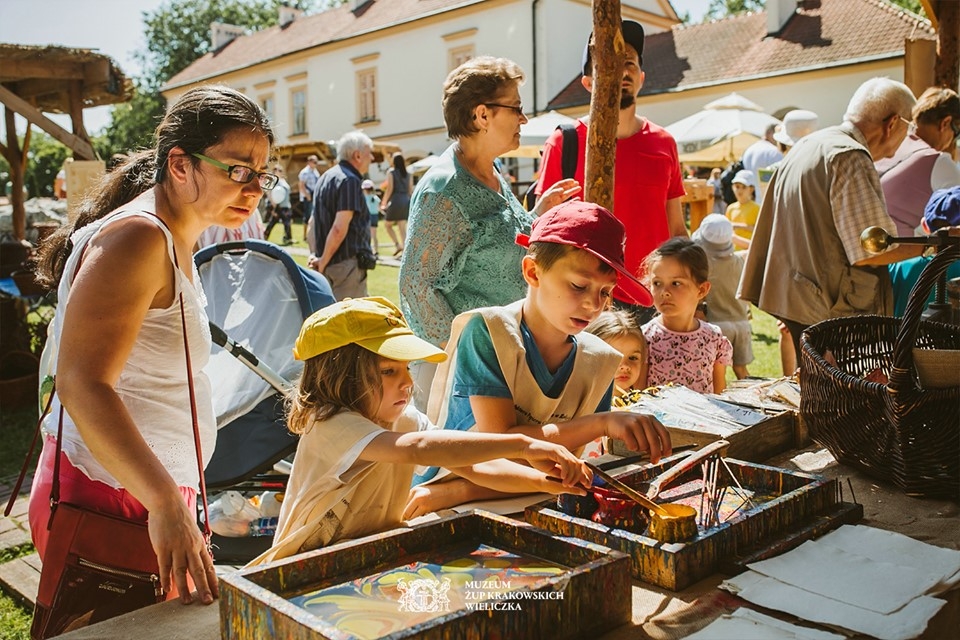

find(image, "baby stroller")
[195,240,334,561]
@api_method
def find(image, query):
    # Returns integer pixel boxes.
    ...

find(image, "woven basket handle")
[890,244,960,391]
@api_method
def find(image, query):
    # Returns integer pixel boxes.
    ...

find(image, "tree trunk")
[584,0,622,211]
[935,1,959,90]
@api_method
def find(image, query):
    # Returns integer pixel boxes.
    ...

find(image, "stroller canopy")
[195,240,334,428]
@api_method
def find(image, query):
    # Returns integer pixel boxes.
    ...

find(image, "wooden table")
[50,442,960,640]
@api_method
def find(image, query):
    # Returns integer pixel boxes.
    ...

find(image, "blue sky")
[0,0,713,135]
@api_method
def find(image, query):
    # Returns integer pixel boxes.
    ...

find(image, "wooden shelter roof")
[0,44,133,241]
[0,43,133,112]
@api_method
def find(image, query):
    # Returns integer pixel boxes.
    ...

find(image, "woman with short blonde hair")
[398,57,581,408]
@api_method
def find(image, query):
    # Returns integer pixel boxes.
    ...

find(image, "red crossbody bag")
[3,217,213,638]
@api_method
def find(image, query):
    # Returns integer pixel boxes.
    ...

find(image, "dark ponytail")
[35,151,155,289]
[35,85,274,289]
[392,153,408,180]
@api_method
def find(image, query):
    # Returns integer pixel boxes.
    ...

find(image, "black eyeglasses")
[484,103,525,117]
[192,153,279,190]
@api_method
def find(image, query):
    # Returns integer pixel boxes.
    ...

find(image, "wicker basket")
[799,245,960,499]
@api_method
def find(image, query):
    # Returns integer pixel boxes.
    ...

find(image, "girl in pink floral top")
[641,238,732,393]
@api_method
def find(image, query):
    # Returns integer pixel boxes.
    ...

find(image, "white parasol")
[665,93,781,165]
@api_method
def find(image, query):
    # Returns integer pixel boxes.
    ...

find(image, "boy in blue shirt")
[405,201,671,518]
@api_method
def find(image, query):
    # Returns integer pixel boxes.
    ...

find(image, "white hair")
[336,130,373,162]
[843,77,916,125]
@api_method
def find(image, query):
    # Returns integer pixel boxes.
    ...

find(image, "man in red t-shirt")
[535,20,687,315]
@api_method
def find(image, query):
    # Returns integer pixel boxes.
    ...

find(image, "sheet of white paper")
[684,615,802,639]
[746,538,940,614]
[731,609,845,640]
[686,608,846,640]
[721,571,945,640]
[817,525,960,593]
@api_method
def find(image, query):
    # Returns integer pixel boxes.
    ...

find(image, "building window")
[291,88,307,135]
[449,45,475,70]
[357,69,377,123]
[260,95,274,122]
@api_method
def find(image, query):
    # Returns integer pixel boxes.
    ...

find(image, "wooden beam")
[68,80,92,148]
[83,59,112,85]
[935,0,960,89]
[20,126,32,174]
[0,58,86,81]
[920,0,938,30]
[584,0,622,211]
[6,79,70,104]
[4,106,26,240]
[0,84,96,159]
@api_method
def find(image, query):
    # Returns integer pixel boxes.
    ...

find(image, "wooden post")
[2,106,26,241]
[68,80,95,157]
[584,0,622,211]
[935,1,959,90]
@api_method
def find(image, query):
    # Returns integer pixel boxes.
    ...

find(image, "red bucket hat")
[516,201,653,306]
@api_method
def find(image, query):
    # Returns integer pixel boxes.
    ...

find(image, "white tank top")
[42,190,216,490]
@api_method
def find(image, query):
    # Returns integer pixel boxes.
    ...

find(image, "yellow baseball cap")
[293,296,447,363]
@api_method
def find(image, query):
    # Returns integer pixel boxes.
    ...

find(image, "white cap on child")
[695,213,734,245]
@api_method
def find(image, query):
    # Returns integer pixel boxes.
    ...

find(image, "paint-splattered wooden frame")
[526,457,862,591]
[220,510,633,639]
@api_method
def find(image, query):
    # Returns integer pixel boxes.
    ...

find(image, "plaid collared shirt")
[830,123,899,265]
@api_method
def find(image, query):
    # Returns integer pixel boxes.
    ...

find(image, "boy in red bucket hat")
[406,201,671,515]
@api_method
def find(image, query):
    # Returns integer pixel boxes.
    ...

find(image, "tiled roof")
[548,0,935,110]
[163,0,482,89]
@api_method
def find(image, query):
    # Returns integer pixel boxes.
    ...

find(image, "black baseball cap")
[582,20,645,76]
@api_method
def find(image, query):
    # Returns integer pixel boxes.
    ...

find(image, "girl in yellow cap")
[251,297,591,564]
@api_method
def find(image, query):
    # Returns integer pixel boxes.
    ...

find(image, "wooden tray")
[220,511,632,639]
[525,457,861,591]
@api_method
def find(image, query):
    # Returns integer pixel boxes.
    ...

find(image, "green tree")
[888,0,923,16]
[95,80,166,157]
[705,0,765,20]
[701,0,924,22]
[99,0,324,158]
[0,132,69,198]
[25,133,70,198]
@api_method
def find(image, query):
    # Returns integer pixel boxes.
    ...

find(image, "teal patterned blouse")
[399,144,534,346]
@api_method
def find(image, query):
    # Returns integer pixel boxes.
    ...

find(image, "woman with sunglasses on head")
[31,85,275,625]
[877,87,960,236]
[399,57,580,409]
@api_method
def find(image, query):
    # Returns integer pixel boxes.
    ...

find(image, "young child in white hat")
[692,214,753,379]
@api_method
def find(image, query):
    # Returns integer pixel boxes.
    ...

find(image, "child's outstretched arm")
[359,429,591,490]
[402,459,587,520]
[470,396,672,463]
